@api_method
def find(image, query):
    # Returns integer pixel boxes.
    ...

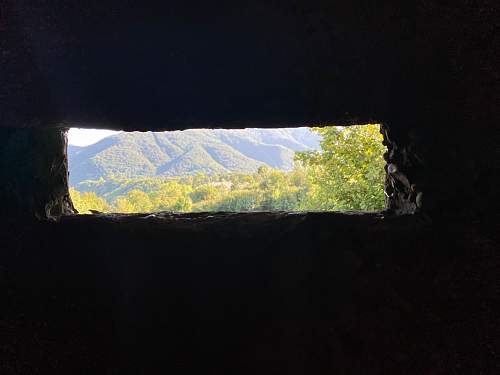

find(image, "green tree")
[126,189,154,212]
[69,188,110,213]
[190,184,220,204]
[151,181,193,212]
[114,196,136,213]
[209,190,261,211]
[296,124,385,211]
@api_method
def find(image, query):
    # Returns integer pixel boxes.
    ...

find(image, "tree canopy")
[295,124,385,211]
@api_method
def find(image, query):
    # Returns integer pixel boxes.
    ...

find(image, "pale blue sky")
[68,128,120,146]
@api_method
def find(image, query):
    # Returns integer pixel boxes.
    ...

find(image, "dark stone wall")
[0,127,75,219]
[0,0,498,374]
[0,213,498,374]
[1,0,412,130]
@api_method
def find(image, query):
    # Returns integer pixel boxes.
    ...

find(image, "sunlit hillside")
[68,128,320,186]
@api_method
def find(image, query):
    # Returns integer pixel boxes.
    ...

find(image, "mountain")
[68,128,321,186]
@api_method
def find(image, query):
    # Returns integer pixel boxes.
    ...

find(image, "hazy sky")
[68,128,120,146]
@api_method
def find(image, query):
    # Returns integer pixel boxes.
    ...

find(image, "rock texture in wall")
[0,128,75,219]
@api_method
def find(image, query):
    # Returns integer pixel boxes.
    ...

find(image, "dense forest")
[70,125,386,213]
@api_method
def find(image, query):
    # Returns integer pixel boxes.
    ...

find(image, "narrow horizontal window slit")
[67,125,386,214]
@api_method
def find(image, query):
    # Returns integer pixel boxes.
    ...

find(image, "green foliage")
[151,181,193,212]
[295,124,385,211]
[69,188,110,214]
[190,184,221,203]
[69,125,386,213]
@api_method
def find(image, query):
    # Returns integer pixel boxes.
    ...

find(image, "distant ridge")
[68,128,320,186]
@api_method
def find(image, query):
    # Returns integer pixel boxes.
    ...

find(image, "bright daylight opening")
[67,125,386,214]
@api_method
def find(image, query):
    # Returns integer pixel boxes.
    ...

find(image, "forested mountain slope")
[68,128,320,186]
